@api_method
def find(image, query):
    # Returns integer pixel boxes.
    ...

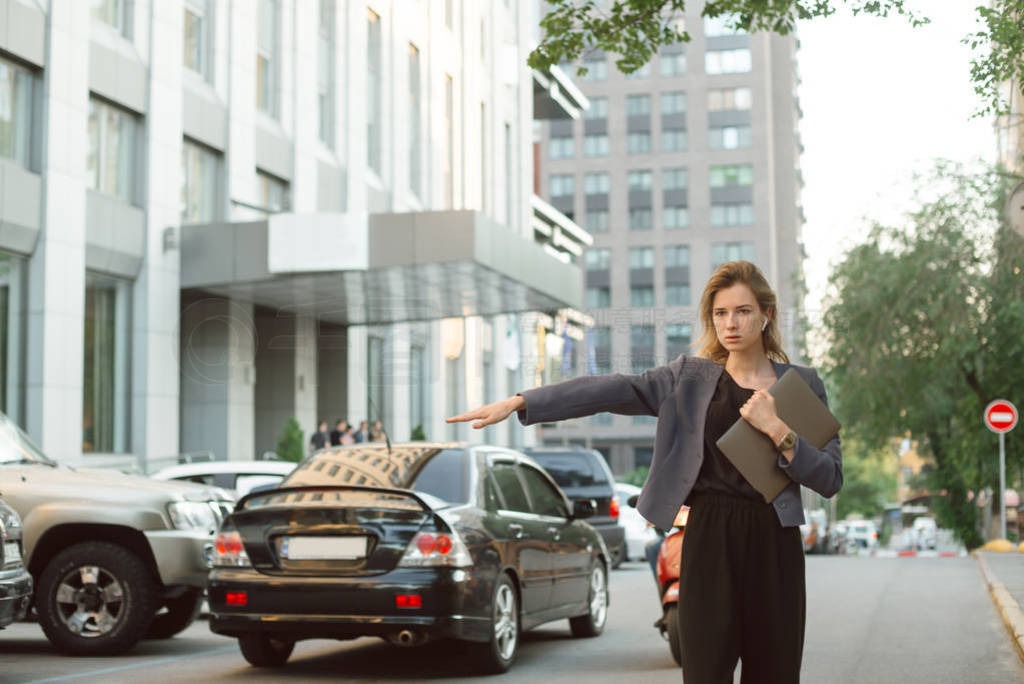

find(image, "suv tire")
[37,541,158,654]
[238,633,295,667]
[146,588,203,639]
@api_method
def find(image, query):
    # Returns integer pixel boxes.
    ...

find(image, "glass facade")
[0,58,33,168]
[180,138,219,222]
[183,0,209,79]
[82,273,131,453]
[367,9,382,173]
[257,0,278,115]
[0,253,25,425]
[87,98,136,202]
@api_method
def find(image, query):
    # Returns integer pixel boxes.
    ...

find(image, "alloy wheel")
[54,565,125,638]
[589,566,608,628]
[493,583,518,661]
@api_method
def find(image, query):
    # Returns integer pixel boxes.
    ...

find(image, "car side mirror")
[627,494,640,508]
[573,499,597,519]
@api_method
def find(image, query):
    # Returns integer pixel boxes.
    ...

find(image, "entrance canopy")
[180,209,585,325]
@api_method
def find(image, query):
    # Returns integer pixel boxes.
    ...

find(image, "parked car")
[0,411,234,654]
[151,460,297,497]
[0,495,32,629]
[800,509,828,554]
[912,516,938,550]
[208,443,611,673]
[614,483,658,562]
[845,520,880,549]
[521,447,626,568]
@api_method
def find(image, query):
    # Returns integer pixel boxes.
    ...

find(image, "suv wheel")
[146,588,203,639]
[37,541,158,654]
[238,634,295,667]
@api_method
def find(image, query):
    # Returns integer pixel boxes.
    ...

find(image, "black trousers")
[678,493,805,684]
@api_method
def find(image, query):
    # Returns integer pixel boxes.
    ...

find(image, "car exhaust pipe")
[385,629,427,647]
[397,630,416,645]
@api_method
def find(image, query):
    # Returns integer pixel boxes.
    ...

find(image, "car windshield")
[0,411,55,466]
[530,452,608,488]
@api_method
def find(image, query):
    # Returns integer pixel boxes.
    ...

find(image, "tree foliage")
[819,163,1024,549]
[275,416,305,463]
[834,436,898,520]
[528,0,1023,118]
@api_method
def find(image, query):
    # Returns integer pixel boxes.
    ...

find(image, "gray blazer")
[517,354,842,530]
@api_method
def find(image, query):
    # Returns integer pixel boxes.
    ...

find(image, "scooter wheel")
[665,604,682,666]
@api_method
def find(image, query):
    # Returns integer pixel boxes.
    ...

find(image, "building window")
[625,63,651,79]
[626,94,651,116]
[662,167,688,190]
[183,0,210,80]
[665,245,690,268]
[661,129,687,152]
[0,252,26,424]
[444,75,454,209]
[581,58,608,81]
[584,172,610,195]
[633,446,654,468]
[666,323,692,357]
[87,97,137,203]
[83,272,131,453]
[590,325,611,375]
[367,9,382,174]
[711,241,756,268]
[318,1,336,146]
[549,135,575,159]
[708,87,752,111]
[628,247,654,269]
[711,203,755,226]
[549,173,574,199]
[583,134,609,157]
[663,206,689,229]
[257,169,288,213]
[410,343,427,435]
[92,0,132,38]
[585,210,610,233]
[367,336,386,430]
[629,208,652,230]
[256,0,278,115]
[665,284,690,306]
[709,125,752,150]
[585,248,611,270]
[586,286,611,308]
[660,91,687,116]
[628,170,652,190]
[660,52,686,76]
[180,138,219,222]
[630,286,654,307]
[704,14,747,37]
[0,58,33,168]
[709,164,754,187]
[584,97,608,119]
[627,133,651,154]
[706,49,752,75]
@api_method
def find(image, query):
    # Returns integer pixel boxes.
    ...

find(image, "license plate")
[3,541,21,565]
[281,536,367,560]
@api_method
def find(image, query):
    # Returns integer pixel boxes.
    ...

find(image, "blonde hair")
[694,260,789,364]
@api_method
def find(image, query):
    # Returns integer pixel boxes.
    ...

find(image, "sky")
[795,1,995,361]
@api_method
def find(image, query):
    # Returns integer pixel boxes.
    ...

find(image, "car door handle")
[547,527,561,541]
[508,523,525,539]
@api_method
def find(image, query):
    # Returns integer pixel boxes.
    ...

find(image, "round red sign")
[984,399,1018,434]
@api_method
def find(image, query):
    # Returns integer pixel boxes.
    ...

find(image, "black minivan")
[521,447,626,568]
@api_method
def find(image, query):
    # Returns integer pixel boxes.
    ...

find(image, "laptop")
[715,368,842,503]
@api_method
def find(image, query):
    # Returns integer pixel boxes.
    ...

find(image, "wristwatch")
[775,430,797,451]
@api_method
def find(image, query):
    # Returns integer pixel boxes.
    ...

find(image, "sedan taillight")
[212,524,252,567]
[609,496,620,520]
[399,530,472,568]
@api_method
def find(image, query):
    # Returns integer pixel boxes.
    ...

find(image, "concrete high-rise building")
[0,0,589,468]
[536,5,806,476]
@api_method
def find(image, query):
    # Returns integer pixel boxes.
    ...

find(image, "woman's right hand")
[446,395,526,430]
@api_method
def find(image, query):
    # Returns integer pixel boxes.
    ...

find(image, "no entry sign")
[985,399,1018,434]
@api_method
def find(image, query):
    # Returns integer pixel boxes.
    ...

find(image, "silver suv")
[0,412,233,654]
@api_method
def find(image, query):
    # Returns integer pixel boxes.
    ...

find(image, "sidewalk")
[975,550,1024,662]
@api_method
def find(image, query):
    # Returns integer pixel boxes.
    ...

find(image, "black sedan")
[208,443,611,673]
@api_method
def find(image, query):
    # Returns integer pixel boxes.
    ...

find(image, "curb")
[869,549,964,558]
[974,551,1024,664]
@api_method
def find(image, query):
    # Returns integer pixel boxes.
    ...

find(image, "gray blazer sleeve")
[777,368,843,498]
[515,360,681,426]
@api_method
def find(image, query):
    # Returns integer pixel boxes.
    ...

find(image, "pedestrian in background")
[309,420,328,453]
[341,423,356,445]
[329,419,347,447]
[354,420,369,443]
[370,421,385,442]
[447,260,842,683]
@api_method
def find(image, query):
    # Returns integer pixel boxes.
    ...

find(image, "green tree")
[275,416,305,463]
[820,163,1024,549]
[528,1,1022,117]
[834,436,898,520]
[410,424,426,441]
[618,465,649,487]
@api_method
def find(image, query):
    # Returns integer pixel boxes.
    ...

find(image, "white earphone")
[761,317,768,332]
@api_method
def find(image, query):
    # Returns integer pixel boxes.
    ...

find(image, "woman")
[447,260,842,683]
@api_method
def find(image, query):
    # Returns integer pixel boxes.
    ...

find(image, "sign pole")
[1000,432,1007,541]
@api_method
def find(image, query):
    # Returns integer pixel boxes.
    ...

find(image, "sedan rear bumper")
[208,566,493,643]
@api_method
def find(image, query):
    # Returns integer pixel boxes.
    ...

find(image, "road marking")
[22,645,237,684]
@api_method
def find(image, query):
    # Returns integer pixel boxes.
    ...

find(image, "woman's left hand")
[739,390,780,436]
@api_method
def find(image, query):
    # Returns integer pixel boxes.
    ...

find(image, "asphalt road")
[1,556,1022,683]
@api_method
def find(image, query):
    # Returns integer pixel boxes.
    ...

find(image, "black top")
[687,370,763,502]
